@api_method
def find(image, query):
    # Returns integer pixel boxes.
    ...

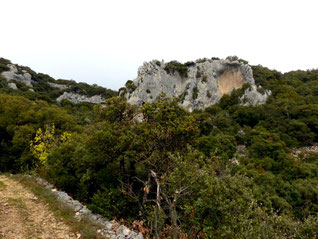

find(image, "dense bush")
[192,86,199,100]
[125,80,137,93]
[164,61,188,78]
[0,63,9,73]
[0,94,80,172]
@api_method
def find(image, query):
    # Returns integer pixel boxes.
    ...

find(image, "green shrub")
[0,63,9,73]
[178,91,188,103]
[196,70,201,79]
[247,127,287,160]
[195,58,208,63]
[226,55,239,61]
[219,93,239,109]
[202,74,208,83]
[88,187,138,221]
[184,61,195,67]
[125,80,137,93]
[155,60,161,67]
[118,87,127,97]
[238,58,249,64]
[164,61,188,78]
[196,133,236,159]
[192,86,199,100]
[0,58,11,65]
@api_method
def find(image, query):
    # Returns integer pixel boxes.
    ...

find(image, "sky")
[1,0,318,90]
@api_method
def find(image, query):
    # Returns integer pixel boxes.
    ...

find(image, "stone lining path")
[0,175,78,239]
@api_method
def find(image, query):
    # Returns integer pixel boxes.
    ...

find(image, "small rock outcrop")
[56,92,106,104]
[7,82,18,90]
[48,82,68,90]
[1,64,32,87]
[121,58,270,111]
[240,85,270,106]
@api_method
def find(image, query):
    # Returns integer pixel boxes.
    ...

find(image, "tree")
[30,124,71,166]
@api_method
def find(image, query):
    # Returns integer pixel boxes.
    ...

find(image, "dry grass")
[0,180,7,189]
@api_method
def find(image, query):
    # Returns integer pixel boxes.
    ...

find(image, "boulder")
[1,64,32,87]
[8,82,17,90]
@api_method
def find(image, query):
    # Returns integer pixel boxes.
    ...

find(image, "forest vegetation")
[0,58,318,238]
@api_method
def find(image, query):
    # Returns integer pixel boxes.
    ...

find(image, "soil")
[0,175,79,239]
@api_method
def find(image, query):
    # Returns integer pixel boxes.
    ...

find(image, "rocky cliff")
[121,58,270,111]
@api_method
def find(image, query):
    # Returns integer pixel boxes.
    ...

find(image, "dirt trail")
[0,175,79,239]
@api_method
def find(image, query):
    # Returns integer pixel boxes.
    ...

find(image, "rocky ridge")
[0,60,110,104]
[121,58,271,111]
[2,64,32,88]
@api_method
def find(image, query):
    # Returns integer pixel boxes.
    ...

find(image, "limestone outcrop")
[56,92,105,104]
[240,85,270,106]
[48,82,68,90]
[8,82,18,90]
[1,64,32,87]
[121,58,271,111]
[0,61,111,104]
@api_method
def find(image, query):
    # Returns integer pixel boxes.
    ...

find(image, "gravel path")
[0,175,79,239]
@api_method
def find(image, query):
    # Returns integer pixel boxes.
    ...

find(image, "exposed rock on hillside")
[56,92,105,104]
[1,64,32,87]
[240,85,271,106]
[7,82,18,90]
[0,58,116,104]
[121,58,271,111]
[48,82,68,90]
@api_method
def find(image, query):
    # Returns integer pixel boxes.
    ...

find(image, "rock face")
[122,58,271,111]
[56,92,105,104]
[1,64,32,87]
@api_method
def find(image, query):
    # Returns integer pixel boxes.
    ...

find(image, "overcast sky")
[1,0,318,90]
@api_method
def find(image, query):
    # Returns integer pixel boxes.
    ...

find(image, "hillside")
[0,58,117,104]
[0,57,318,238]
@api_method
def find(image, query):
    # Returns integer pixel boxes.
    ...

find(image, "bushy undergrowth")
[164,61,189,77]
